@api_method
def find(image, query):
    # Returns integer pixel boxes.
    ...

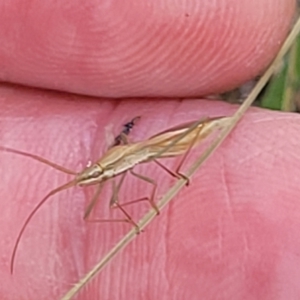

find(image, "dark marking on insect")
[113,116,141,146]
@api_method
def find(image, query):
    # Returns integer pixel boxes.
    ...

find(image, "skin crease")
[0,0,298,299]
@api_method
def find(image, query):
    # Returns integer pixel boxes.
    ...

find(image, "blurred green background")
[221,15,300,112]
[260,33,300,112]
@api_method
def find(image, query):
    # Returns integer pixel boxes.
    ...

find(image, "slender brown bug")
[1,116,231,273]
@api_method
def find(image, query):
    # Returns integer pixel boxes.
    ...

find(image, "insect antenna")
[0,146,76,175]
[10,178,78,274]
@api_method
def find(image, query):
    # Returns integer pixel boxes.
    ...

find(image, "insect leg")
[109,172,127,206]
[161,121,202,186]
[83,182,105,219]
[114,169,160,215]
[153,122,204,186]
[153,159,190,185]
[84,173,140,232]
[0,146,76,175]
[173,120,203,180]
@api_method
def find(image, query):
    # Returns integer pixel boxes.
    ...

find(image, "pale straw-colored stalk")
[61,16,300,300]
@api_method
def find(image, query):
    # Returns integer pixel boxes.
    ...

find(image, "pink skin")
[0,0,298,299]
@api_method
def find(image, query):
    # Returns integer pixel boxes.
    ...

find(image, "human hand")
[0,1,297,299]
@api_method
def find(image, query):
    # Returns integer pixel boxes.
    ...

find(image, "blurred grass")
[260,34,300,112]
[219,20,300,113]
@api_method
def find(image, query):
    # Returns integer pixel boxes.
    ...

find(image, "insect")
[2,115,231,273]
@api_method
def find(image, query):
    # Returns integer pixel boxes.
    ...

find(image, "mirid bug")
[1,116,231,273]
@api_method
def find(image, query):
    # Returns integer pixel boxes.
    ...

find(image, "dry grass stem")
[61,16,300,300]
